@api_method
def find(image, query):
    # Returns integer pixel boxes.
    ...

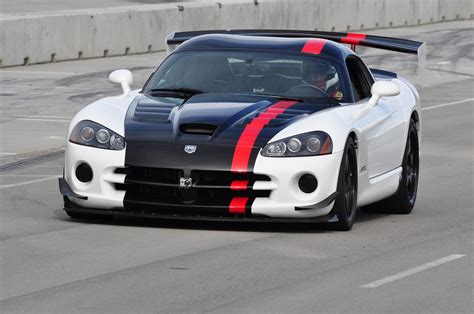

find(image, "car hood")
[124,93,337,171]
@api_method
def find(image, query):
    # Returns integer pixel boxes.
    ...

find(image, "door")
[346,56,405,178]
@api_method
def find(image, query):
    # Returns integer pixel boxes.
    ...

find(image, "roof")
[173,34,355,62]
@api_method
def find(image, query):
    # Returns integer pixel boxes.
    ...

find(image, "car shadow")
[355,210,389,223]
[54,208,391,233]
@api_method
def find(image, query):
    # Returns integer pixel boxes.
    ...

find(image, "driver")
[302,62,343,99]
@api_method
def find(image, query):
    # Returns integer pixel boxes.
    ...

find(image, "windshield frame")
[142,48,353,103]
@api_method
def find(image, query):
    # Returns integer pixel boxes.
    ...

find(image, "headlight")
[261,131,332,157]
[69,120,125,150]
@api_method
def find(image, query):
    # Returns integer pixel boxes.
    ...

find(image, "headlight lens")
[69,120,125,150]
[306,137,321,153]
[287,138,302,153]
[80,127,95,142]
[264,142,287,156]
[109,134,125,150]
[261,131,332,157]
[96,129,110,144]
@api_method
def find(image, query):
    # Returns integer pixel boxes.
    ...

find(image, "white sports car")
[59,30,424,230]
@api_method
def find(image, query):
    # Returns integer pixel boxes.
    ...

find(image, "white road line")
[0,153,17,156]
[361,254,466,288]
[1,84,91,91]
[8,92,79,96]
[0,175,60,177]
[0,118,70,123]
[0,70,79,75]
[0,175,60,190]
[14,115,72,119]
[422,98,474,111]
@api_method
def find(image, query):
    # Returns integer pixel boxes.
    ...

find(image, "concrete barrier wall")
[1,0,472,67]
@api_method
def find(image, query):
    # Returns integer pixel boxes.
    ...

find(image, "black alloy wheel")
[332,137,358,231]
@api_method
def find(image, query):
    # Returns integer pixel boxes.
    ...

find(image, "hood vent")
[180,123,218,136]
[239,108,311,127]
[134,101,176,122]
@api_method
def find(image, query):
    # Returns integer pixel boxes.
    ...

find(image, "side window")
[346,56,374,101]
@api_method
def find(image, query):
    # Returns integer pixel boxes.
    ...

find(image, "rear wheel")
[363,119,419,214]
[332,137,358,231]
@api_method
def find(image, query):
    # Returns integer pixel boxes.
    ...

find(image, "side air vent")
[180,123,217,136]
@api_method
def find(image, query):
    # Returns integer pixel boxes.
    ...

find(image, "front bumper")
[62,141,342,220]
[62,194,334,224]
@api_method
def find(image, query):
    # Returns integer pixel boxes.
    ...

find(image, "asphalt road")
[0,20,473,313]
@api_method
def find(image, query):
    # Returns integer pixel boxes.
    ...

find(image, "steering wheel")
[286,84,329,98]
[258,73,288,93]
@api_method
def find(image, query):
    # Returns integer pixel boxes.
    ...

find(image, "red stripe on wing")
[341,33,367,45]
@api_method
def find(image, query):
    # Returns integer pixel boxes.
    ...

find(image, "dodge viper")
[59,30,424,230]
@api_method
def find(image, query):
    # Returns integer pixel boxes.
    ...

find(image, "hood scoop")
[134,99,176,122]
[125,93,337,145]
[180,123,217,136]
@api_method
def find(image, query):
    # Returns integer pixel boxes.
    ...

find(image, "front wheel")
[363,118,419,214]
[332,137,358,231]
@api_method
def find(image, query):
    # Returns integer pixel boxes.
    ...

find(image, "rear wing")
[166,29,426,68]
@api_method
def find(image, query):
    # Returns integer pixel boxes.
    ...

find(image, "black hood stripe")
[124,94,335,172]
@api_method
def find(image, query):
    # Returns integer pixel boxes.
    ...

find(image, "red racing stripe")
[231,100,298,173]
[341,33,367,45]
[301,39,327,54]
[229,100,298,214]
[229,197,248,214]
[230,180,249,190]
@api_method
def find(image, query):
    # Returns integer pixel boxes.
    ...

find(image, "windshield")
[144,50,350,101]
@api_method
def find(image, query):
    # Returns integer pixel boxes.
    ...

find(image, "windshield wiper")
[147,88,204,98]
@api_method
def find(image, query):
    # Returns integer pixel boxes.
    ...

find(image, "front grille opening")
[125,184,270,205]
[121,166,272,217]
[114,167,128,174]
[115,183,127,191]
[123,167,270,189]
[179,123,217,136]
[191,169,270,187]
[126,167,182,186]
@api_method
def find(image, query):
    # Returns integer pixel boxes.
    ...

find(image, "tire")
[363,119,419,214]
[331,137,358,231]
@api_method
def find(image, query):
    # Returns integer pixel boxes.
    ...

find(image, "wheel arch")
[411,110,420,131]
[348,131,358,147]
[347,131,360,173]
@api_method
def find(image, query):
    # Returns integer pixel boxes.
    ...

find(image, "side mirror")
[368,81,400,106]
[108,69,133,96]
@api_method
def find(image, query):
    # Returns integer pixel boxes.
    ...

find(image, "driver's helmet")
[302,61,336,90]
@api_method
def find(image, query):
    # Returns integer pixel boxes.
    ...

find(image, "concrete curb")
[1,0,472,67]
